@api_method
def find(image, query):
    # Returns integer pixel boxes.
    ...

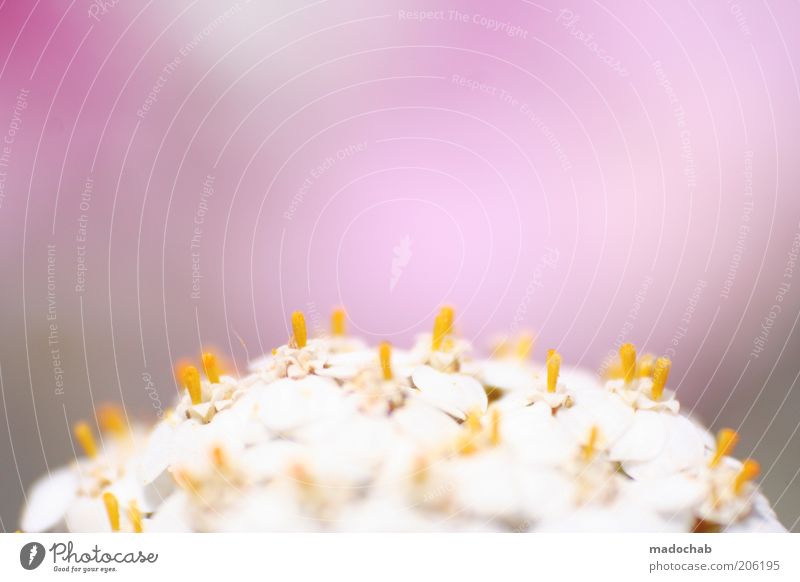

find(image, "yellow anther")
[74,421,98,459]
[439,305,455,335]
[201,352,221,383]
[465,409,483,433]
[547,350,561,394]
[182,366,202,405]
[412,456,430,485]
[432,312,447,351]
[379,342,393,381]
[581,426,600,462]
[127,500,143,533]
[516,333,534,360]
[650,357,671,401]
[620,343,636,384]
[291,311,307,349]
[331,307,346,336]
[733,459,760,494]
[102,491,120,532]
[489,408,501,446]
[709,428,739,468]
[211,445,226,468]
[97,404,126,438]
[491,336,511,358]
[637,353,656,378]
[455,432,479,456]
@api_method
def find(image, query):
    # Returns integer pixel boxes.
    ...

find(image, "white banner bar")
[2,533,798,581]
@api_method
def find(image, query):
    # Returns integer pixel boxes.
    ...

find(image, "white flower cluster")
[21,308,786,533]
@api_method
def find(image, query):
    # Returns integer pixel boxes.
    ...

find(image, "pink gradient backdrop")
[1,0,799,529]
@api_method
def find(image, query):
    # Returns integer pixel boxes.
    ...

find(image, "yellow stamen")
[127,500,143,533]
[489,408,501,446]
[331,307,346,336]
[733,459,760,494]
[432,312,447,351]
[291,311,307,349]
[97,404,126,438]
[211,445,226,468]
[620,343,636,384]
[651,357,671,401]
[379,342,393,381]
[547,350,561,394]
[182,366,202,405]
[709,428,739,468]
[102,492,120,532]
[465,409,483,433]
[439,305,455,335]
[73,421,98,459]
[516,333,534,360]
[201,352,221,383]
[581,426,600,461]
[491,336,510,358]
[455,433,479,456]
[637,353,656,378]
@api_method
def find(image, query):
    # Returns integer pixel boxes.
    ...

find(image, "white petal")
[138,421,176,485]
[255,376,350,433]
[412,366,488,420]
[609,410,668,462]
[20,466,79,532]
[622,415,706,479]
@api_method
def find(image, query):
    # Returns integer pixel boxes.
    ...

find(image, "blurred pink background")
[1,0,799,529]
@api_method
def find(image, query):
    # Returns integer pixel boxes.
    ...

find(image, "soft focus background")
[1,0,799,531]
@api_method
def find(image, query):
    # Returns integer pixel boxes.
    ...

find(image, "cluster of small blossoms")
[20,307,786,532]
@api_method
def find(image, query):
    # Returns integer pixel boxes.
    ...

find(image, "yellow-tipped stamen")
[102,492,120,532]
[733,459,760,494]
[465,409,483,433]
[74,421,98,459]
[581,426,600,462]
[489,408,501,446]
[547,350,561,394]
[620,343,636,384]
[709,428,739,468]
[291,311,307,349]
[439,305,454,336]
[97,404,126,438]
[211,445,226,469]
[651,357,671,401]
[201,352,221,383]
[637,353,656,378]
[331,307,346,336]
[516,333,534,360]
[432,312,447,351]
[182,366,202,405]
[127,500,143,533]
[379,342,393,381]
[491,336,511,359]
